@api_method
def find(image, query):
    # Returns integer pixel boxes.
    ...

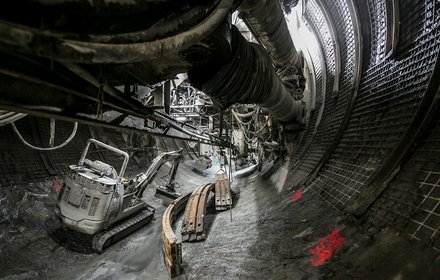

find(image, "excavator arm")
[133,149,184,199]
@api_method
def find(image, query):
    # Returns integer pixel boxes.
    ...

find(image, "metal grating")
[368,116,440,251]
[367,0,387,64]
[0,118,49,186]
[409,171,440,246]
[297,0,356,176]
[305,0,336,79]
[306,0,440,210]
[296,0,339,173]
[291,26,324,166]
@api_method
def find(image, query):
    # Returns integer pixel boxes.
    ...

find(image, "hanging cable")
[228,123,234,223]
[186,140,197,148]
[96,66,104,119]
[0,110,27,126]
[231,108,259,145]
[49,118,55,147]
[11,121,78,151]
[229,110,234,184]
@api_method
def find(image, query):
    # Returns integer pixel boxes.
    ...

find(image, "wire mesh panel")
[296,0,341,173]
[368,115,440,251]
[367,0,387,64]
[306,0,440,210]
[291,27,324,166]
[297,0,357,180]
[0,118,49,186]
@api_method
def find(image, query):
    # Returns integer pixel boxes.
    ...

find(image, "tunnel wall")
[290,29,325,171]
[0,118,180,188]
[0,118,93,187]
[294,0,353,174]
[367,110,440,251]
[291,0,360,178]
[0,0,439,256]
[290,0,332,172]
[299,0,342,172]
[293,0,440,250]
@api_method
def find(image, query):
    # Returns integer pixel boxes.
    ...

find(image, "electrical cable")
[11,121,78,151]
[0,110,27,126]
[232,109,259,145]
[229,109,234,183]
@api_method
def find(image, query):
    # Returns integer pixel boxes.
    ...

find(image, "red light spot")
[310,229,346,266]
[52,179,62,191]
[291,189,304,202]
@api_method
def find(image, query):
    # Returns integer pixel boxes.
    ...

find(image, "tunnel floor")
[1,160,439,280]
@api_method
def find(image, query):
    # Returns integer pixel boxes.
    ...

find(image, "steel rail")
[161,192,191,278]
[181,183,215,242]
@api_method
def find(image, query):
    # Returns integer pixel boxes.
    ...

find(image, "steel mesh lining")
[305,1,336,78]
[297,3,335,173]
[297,0,356,174]
[292,30,324,164]
[368,114,440,251]
[305,0,440,210]
[0,119,49,186]
[367,0,387,64]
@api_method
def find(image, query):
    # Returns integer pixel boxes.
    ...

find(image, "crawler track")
[92,206,155,253]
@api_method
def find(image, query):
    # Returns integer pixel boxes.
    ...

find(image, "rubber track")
[92,206,154,253]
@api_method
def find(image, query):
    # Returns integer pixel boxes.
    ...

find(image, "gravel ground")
[1,160,439,280]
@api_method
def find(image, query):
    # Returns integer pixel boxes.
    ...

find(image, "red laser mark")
[52,179,62,191]
[291,189,304,202]
[310,229,346,266]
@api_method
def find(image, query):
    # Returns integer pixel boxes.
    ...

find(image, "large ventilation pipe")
[190,27,304,124]
[238,0,305,98]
